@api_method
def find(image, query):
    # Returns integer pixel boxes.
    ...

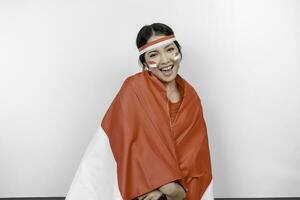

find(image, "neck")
[164,79,178,97]
[164,79,176,89]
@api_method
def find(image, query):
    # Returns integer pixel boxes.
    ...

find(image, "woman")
[134,24,194,200]
[65,23,214,200]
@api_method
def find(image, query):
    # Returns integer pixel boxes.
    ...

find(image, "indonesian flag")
[66,71,215,200]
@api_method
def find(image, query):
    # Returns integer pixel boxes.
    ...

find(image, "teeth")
[161,65,173,71]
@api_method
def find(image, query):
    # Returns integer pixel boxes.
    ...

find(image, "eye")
[167,47,174,52]
[149,54,157,58]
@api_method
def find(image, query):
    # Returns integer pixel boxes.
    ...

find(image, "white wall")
[0,0,299,198]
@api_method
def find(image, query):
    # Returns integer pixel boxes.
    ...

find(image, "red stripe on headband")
[138,34,175,52]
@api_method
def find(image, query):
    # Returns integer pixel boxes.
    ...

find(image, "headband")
[138,34,176,55]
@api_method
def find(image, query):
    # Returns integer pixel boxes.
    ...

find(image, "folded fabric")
[100,70,214,200]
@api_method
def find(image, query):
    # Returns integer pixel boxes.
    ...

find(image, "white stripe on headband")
[138,35,176,55]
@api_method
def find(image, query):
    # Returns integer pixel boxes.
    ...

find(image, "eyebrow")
[147,44,174,54]
[148,50,158,54]
[164,43,174,49]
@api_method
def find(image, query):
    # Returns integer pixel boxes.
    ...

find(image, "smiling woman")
[65,22,214,200]
[100,22,215,200]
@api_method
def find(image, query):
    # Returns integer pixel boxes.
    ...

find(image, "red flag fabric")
[101,70,213,200]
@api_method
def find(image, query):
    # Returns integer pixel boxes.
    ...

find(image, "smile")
[159,65,174,77]
[160,65,174,71]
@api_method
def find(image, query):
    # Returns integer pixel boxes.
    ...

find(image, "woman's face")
[144,35,181,84]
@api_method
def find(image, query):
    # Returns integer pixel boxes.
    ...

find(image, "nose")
[160,52,170,66]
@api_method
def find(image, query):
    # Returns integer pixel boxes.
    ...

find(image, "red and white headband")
[138,34,176,55]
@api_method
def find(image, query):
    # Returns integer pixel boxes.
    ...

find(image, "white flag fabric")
[65,126,122,200]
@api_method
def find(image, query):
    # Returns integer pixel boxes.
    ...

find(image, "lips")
[159,65,174,77]
[160,65,174,71]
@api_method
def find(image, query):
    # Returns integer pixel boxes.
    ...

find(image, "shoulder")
[179,75,199,97]
[117,71,143,96]
[180,76,204,104]
[121,71,144,89]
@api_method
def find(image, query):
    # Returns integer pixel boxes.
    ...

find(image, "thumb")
[137,193,147,200]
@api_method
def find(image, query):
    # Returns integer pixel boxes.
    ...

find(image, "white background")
[0,0,299,198]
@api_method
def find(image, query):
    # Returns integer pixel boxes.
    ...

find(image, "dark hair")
[136,23,182,69]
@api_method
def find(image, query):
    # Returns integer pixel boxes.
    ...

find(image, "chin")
[157,73,177,83]
[164,75,176,82]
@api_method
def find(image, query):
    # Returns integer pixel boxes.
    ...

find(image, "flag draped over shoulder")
[100,70,214,200]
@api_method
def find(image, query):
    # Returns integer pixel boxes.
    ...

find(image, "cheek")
[152,68,161,74]
[173,52,181,62]
[152,68,165,78]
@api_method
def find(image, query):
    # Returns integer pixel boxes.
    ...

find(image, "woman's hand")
[158,182,186,200]
[137,189,164,200]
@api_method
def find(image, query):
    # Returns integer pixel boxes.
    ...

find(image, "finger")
[138,194,147,200]
[153,193,163,200]
[144,195,153,200]
[166,196,172,200]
